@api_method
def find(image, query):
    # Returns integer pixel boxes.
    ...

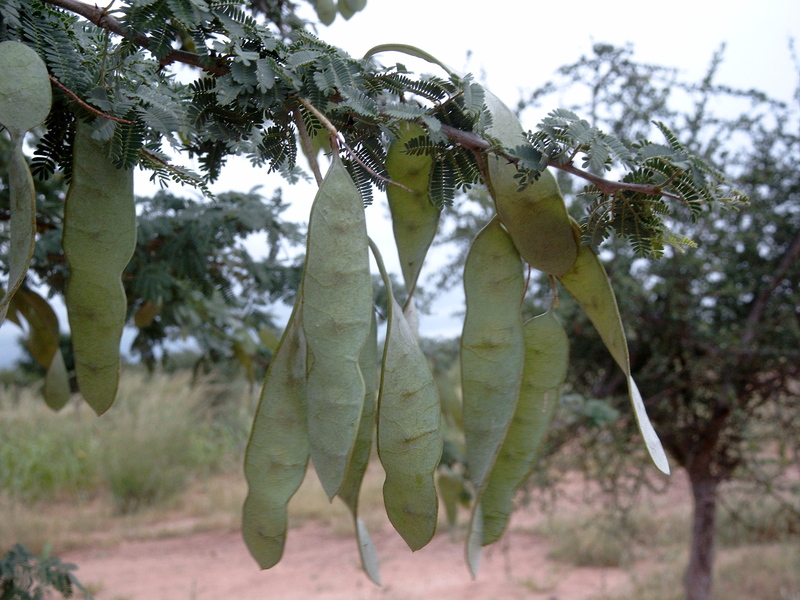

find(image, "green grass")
[0,369,251,510]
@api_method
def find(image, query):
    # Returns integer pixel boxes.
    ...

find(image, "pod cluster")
[243,152,443,585]
[243,89,670,582]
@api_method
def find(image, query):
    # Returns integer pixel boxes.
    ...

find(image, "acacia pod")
[481,309,568,545]
[385,122,439,300]
[302,154,373,500]
[0,42,51,324]
[372,239,442,551]
[460,217,525,577]
[482,90,577,277]
[314,0,337,25]
[337,309,381,585]
[557,221,670,474]
[62,121,136,415]
[9,287,71,410]
[461,217,525,491]
[0,41,52,135]
[243,296,309,570]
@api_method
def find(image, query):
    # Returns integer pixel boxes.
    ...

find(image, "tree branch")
[740,227,800,348]
[439,123,682,201]
[50,75,135,124]
[42,0,228,74]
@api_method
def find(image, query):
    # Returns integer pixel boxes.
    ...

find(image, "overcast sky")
[2,0,799,368]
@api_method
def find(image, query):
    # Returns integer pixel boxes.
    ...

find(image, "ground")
[65,509,630,600]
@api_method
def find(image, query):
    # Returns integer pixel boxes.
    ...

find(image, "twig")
[42,0,228,74]
[439,123,682,201]
[50,75,135,124]
[297,97,412,193]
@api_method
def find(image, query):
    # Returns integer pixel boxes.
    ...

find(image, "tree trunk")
[684,471,720,600]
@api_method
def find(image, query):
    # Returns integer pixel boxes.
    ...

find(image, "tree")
[507,44,800,600]
[0,0,744,586]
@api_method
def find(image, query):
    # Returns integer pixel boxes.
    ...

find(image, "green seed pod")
[302,154,373,500]
[0,41,52,135]
[338,309,381,585]
[243,296,309,570]
[9,287,71,410]
[385,122,439,300]
[461,217,525,491]
[481,309,569,545]
[314,0,337,25]
[482,90,577,277]
[372,240,442,552]
[62,121,136,415]
[558,221,670,474]
[460,217,525,577]
[0,41,52,325]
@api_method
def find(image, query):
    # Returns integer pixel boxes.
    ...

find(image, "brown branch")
[740,227,800,348]
[439,123,682,201]
[297,97,412,193]
[42,0,228,74]
[50,75,135,124]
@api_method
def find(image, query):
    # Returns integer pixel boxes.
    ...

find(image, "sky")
[2,0,800,368]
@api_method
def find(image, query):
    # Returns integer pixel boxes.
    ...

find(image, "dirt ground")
[65,512,631,600]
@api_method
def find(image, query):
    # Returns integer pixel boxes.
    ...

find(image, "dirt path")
[66,516,630,600]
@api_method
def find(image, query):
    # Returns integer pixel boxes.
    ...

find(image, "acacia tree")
[508,44,800,600]
[0,0,745,586]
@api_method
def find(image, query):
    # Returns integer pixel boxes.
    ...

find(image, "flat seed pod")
[243,297,309,570]
[0,41,52,135]
[460,217,525,577]
[461,217,525,491]
[385,122,439,299]
[481,309,568,545]
[302,154,373,499]
[314,0,336,25]
[62,121,136,415]
[0,143,36,325]
[338,309,381,585]
[482,90,577,277]
[557,222,670,474]
[372,240,442,552]
[43,349,71,411]
[9,287,71,410]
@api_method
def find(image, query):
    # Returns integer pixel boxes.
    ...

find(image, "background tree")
[498,44,800,600]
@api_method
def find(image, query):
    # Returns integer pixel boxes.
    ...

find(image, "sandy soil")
[65,510,631,600]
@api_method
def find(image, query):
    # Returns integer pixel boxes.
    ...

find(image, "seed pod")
[372,239,442,552]
[557,221,670,474]
[481,309,568,545]
[482,90,577,277]
[243,296,309,570]
[386,122,439,300]
[62,121,136,415]
[302,154,373,499]
[9,287,71,410]
[314,0,337,25]
[460,217,525,577]
[0,41,52,325]
[337,309,381,585]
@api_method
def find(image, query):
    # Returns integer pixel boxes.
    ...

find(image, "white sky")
[2,0,799,367]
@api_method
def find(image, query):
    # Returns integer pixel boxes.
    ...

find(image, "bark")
[684,470,720,600]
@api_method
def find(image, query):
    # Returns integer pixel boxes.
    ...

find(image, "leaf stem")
[49,75,135,124]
